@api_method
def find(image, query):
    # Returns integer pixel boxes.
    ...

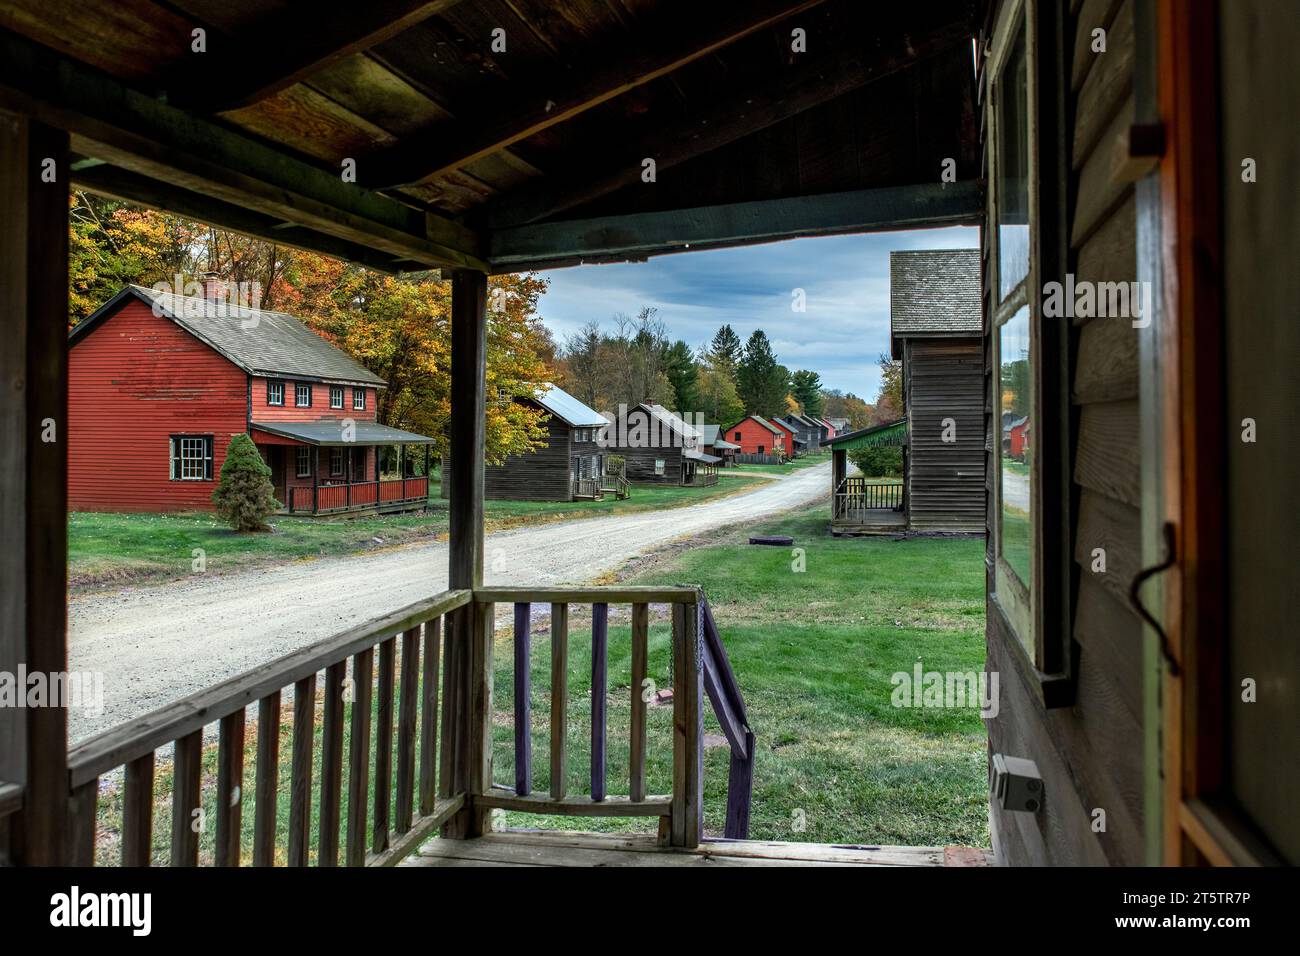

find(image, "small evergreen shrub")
[211,433,281,531]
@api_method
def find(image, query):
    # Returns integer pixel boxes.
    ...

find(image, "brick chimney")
[201,271,224,301]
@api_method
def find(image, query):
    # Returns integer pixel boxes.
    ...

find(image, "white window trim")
[330,386,343,409]
[295,383,312,407]
[353,387,366,410]
[267,381,285,406]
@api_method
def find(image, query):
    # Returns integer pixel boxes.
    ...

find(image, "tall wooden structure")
[890,249,985,532]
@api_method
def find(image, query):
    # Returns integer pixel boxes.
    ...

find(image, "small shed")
[828,419,909,533]
[441,383,608,501]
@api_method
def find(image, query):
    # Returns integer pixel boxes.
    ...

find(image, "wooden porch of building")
[286,476,431,516]
[832,477,907,534]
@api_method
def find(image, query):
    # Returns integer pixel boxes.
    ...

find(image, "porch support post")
[0,112,70,864]
[443,268,489,838]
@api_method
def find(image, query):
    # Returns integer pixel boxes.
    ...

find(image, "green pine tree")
[211,433,281,531]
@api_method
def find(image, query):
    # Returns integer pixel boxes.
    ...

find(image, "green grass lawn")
[68,473,763,591]
[493,503,990,847]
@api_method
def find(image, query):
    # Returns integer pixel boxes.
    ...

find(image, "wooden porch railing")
[60,585,751,865]
[834,477,903,516]
[572,477,601,500]
[65,589,471,867]
[289,476,429,515]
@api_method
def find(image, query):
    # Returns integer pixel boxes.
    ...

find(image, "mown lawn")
[68,472,763,591]
[731,451,831,474]
[494,503,990,847]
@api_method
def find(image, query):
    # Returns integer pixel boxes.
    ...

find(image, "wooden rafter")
[172,1,466,112]
[365,0,829,188]
[484,19,976,228]
[0,28,486,270]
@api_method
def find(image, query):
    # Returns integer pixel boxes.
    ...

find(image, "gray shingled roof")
[74,285,387,386]
[251,421,435,445]
[890,249,982,336]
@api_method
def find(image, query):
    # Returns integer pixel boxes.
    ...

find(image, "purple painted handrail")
[699,596,754,840]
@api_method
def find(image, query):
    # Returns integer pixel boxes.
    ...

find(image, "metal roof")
[71,286,387,386]
[251,421,436,446]
[533,383,607,427]
[890,249,982,336]
[827,418,909,450]
[644,404,702,440]
[684,448,723,464]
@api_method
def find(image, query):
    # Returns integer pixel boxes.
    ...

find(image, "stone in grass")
[653,688,674,707]
[748,535,794,546]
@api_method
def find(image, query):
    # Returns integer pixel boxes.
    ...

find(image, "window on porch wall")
[296,446,312,478]
[989,0,1038,661]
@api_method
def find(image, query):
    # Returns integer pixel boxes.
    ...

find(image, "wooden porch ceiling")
[0,0,985,273]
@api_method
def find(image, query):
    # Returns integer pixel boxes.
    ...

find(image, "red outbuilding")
[67,281,437,516]
[724,415,788,458]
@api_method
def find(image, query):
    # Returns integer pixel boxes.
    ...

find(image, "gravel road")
[69,463,831,741]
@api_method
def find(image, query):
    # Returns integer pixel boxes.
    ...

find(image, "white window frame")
[352,387,366,411]
[295,383,312,407]
[170,434,213,481]
[329,385,343,409]
[267,380,285,407]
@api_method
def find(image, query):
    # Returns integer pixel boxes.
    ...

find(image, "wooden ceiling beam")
[0,28,486,271]
[487,180,984,272]
[484,19,977,228]
[365,0,829,188]
[72,163,420,275]
[171,1,466,113]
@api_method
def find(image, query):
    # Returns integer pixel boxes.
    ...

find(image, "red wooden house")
[67,281,437,516]
[725,415,787,459]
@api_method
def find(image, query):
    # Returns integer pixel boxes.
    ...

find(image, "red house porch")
[251,422,436,516]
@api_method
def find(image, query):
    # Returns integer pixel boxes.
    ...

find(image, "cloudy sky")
[536,225,979,401]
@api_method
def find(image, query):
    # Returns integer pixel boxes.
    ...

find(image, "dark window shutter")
[170,437,179,479]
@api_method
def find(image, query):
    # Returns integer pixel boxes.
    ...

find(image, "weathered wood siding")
[250,376,378,423]
[984,0,1145,867]
[904,338,985,531]
[441,416,574,501]
[67,298,247,512]
[607,444,684,483]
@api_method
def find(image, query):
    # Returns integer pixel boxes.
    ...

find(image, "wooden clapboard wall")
[985,0,1145,867]
[441,414,574,502]
[904,339,985,532]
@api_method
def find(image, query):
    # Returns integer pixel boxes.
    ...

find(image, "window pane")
[996,23,1030,301]
[999,305,1032,588]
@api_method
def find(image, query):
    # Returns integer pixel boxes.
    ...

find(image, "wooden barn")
[2,0,1295,875]
[890,248,986,532]
[440,383,613,502]
[603,403,719,486]
[725,415,788,462]
[697,424,740,467]
[67,282,436,516]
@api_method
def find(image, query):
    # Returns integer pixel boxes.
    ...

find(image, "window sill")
[988,592,1075,709]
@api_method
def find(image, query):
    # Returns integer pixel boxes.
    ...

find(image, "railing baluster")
[122,753,155,867]
[513,603,532,797]
[591,602,608,802]
[68,778,98,866]
[346,648,373,866]
[629,602,649,803]
[396,627,420,834]
[288,675,316,866]
[215,710,245,867]
[670,599,703,848]
[171,730,202,866]
[550,602,568,799]
[419,618,441,816]
[319,661,346,866]
[253,692,281,866]
[373,636,395,852]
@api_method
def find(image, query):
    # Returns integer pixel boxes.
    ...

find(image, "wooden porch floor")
[831,510,908,535]
[401,829,990,867]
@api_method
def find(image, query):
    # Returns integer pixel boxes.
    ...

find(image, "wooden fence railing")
[61,585,751,864]
[65,589,471,867]
[834,477,904,515]
[289,477,428,515]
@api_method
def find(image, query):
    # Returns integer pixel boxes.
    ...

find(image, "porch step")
[401,828,988,867]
